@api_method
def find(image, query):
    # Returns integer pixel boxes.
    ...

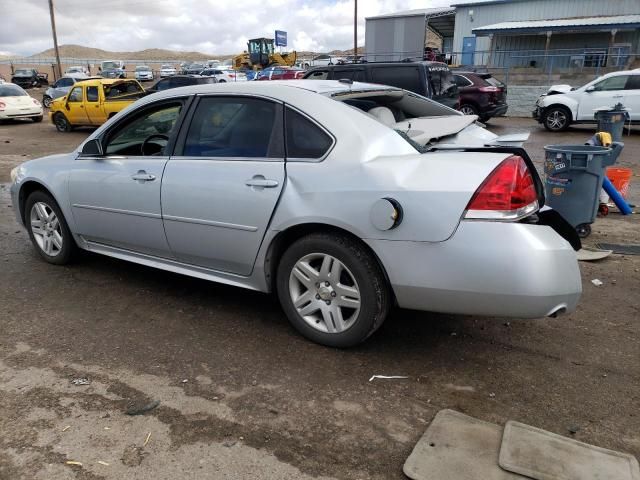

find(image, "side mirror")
[81,138,103,156]
[586,85,596,92]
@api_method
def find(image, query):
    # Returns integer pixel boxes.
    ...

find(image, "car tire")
[459,104,478,116]
[42,95,52,108]
[543,106,571,132]
[218,79,226,83]
[32,115,43,123]
[25,190,76,265]
[276,233,390,348]
[53,112,71,132]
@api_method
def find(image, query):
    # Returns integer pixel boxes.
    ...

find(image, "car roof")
[602,69,640,78]
[74,78,137,86]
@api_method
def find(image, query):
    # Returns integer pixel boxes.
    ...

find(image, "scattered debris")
[369,375,410,382]
[143,432,151,447]
[104,427,110,430]
[489,393,496,398]
[591,279,604,287]
[61,425,70,432]
[181,379,188,383]
[596,243,640,256]
[97,461,110,466]
[125,399,160,416]
[576,247,613,261]
[223,440,237,448]
[121,444,147,467]
[65,461,83,466]
[569,426,580,434]
[71,378,91,386]
[444,383,475,392]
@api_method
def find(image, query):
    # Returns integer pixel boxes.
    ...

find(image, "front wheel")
[53,112,71,132]
[543,106,571,132]
[25,190,76,265]
[276,233,390,348]
[32,115,43,123]
[42,95,52,108]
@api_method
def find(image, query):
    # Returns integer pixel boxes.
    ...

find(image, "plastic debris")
[65,461,83,466]
[369,375,409,382]
[97,461,110,466]
[591,279,604,286]
[489,393,496,398]
[71,378,91,386]
[181,379,188,383]
[61,425,70,432]
[143,432,151,447]
[125,399,160,416]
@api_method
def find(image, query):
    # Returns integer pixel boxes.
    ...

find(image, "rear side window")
[86,86,99,102]
[68,87,83,102]
[625,75,640,90]
[285,108,333,160]
[183,97,282,159]
[485,76,505,88]
[370,66,421,93]
[305,70,329,80]
[333,69,364,81]
[453,75,472,87]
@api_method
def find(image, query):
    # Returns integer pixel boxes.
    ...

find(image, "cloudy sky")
[0,0,454,56]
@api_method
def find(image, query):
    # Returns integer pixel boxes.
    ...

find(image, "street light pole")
[48,0,62,80]
[354,0,358,58]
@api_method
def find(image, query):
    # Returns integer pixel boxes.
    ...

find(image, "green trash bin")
[544,144,614,238]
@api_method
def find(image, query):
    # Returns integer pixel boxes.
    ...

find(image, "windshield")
[136,66,150,71]
[14,69,31,76]
[0,84,27,96]
[161,65,173,69]
[102,62,120,70]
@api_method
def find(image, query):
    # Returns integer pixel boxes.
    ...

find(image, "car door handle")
[131,171,156,182]
[245,176,279,188]
[612,94,624,98]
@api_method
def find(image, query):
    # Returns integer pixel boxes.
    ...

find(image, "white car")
[134,65,154,82]
[159,65,177,78]
[0,83,43,122]
[534,69,640,131]
[201,68,247,83]
[65,66,89,75]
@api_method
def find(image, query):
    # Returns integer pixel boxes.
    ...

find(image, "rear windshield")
[14,70,32,77]
[485,76,505,88]
[0,84,27,96]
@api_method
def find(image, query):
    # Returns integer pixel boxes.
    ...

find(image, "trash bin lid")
[544,145,611,154]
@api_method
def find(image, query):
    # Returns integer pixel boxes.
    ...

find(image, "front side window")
[593,76,628,91]
[105,103,182,156]
[182,97,280,158]
[68,87,83,102]
[285,108,332,159]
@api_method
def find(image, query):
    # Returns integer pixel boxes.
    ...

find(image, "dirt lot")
[1,103,639,479]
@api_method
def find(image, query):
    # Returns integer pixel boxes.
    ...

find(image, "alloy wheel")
[30,202,63,257]
[288,253,361,334]
[547,110,567,130]
[459,105,477,115]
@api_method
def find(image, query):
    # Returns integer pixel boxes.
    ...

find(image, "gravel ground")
[1,106,639,480]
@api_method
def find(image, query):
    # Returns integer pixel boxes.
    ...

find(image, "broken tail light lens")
[464,155,538,221]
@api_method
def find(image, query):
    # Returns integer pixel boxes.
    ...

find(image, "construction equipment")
[233,37,297,70]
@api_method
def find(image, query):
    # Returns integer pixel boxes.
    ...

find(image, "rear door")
[161,95,285,275]
[85,85,107,125]
[624,74,640,121]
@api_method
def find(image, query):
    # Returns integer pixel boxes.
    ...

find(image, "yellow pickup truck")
[49,78,146,132]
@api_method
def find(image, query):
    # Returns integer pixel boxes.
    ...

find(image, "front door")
[68,99,186,257]
[461,37,476,65]
[161,95,285,276]
[577,75,629,121]
[65,86,89,124]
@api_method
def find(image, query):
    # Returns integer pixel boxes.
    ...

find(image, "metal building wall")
[365,15,426,62]
[453,0,640,53]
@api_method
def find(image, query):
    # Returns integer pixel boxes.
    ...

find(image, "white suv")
[534,69,640,131]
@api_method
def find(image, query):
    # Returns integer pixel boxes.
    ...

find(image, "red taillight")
[465,155,538,220]
[478,86,500,93]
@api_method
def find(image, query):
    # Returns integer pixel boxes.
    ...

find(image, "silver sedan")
[10,81,582,347]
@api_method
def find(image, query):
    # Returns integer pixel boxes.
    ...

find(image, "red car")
[452,71,508,122]
[257,66,305,81]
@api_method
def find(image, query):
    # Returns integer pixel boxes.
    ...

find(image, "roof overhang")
[473,15,640,36]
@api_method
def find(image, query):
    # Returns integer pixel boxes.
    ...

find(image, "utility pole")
[354,0,358,58]
[48,0,62,80]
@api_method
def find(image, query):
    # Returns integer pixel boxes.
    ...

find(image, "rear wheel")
[459,104,478,116]
[576,223,591,238]
[276,233,390,348]
[53,112,71,132]
[543,106,571,132]
[42,95,52,108]
[25,190,76,265]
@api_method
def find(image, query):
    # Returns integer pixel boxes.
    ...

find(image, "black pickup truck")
[11,69,49,88]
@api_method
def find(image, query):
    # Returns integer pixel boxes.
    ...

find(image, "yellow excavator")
[233,37,297,70]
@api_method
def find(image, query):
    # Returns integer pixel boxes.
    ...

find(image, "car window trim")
[283,104,336,163]
[79,96,192,159]
[171,93,285,162]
